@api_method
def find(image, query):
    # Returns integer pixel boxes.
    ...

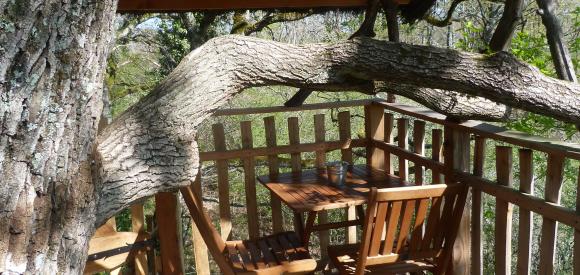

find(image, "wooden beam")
[155,192,185,275]
[118,0,368,12]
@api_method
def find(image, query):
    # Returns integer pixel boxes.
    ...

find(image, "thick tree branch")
[488,0,524,51]
[535,0,577,82]
[95,36,580,224]
[375,82,515,121]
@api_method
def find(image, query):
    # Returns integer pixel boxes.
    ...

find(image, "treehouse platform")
[85,99,580,275]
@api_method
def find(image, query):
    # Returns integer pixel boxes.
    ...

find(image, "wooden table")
[257,165,412,248]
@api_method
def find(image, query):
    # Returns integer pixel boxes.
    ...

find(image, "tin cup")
[326,161,349,186]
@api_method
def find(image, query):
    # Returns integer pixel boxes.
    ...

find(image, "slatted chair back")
[181,186,236,275]
[355,184,468,275]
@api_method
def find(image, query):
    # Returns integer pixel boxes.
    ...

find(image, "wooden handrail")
[212,99,373,116]
[199,139,366,161]
[372,99,580,160]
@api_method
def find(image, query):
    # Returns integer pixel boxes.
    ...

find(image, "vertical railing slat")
[516,149,534,275]
[288,117,302,172]
[413,120,426,185]
[384,113,395,174]
[538,154,565,275]
[212,123,232,240]
[397,118,409,181]
[288,117,304,239]
[471,136,486,275]
[264,116,283,234]
[241,121,259,239]
[495,146,514,275]
[431,129,443,184]
[314,114,329,259]
[338,111,356,244]
[191,175,210,275]
[130,203,148,275]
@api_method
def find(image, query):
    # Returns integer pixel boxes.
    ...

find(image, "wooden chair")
[327,184,468,275]
[181,186,317,275]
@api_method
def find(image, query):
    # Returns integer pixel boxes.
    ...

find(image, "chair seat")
[225,231,317,275]
[328,243,436,275]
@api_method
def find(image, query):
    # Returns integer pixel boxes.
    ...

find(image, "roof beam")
[117,0,368,13]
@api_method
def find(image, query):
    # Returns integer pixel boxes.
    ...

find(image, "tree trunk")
[0,0,116,274]
[536,0,577,82]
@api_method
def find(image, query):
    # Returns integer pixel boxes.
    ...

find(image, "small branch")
[423,0,467,27]
[284,89,313,107]
[349,0,381,39]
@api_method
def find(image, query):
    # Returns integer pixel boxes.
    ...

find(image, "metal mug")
[326,161,349,186]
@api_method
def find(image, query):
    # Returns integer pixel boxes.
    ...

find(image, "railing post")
[471,136,486,275]
[212,123,232,240]
[264,117,283,234]
[156,192,185,275]
[495,146,514,275]
[365,103,385,170]
[241,121,259,239]
[130,204,148,275]
[538,154,565,275]
[443,125,471,275]
[338,111,357,244]
[191,175,210,275]
[314,114,330,260]
[517,149,534,275]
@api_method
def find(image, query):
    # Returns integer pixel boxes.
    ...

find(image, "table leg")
[293,212,304,237]
[356,205,365,221]
[302,212,317,249]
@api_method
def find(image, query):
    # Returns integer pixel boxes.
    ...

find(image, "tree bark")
[536,0,577,82]
[0,0,116,274]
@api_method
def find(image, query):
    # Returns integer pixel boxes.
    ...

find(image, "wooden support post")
[471,136,486,275]
[431,129,443,184]
[517,149,534,275]
[130,204,148,275]
[495,146,513,275]
[212,123,232,240]
[314,114,329,259]
[384,113,395,174]
[264,116,283,233]
[538,154,565,275]
[155,192,185,275]
[191,175,210,275]
[338,111,356,244]
[397,118,409,181]
[413,120,425,185]
[365,104,385,170]
[241,121,259,239]
[443,126,471,275]
[575,166,580,274]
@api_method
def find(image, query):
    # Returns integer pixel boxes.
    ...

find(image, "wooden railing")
[187,99,580,275]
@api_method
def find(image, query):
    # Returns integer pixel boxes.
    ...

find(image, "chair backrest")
[181,185,236,275]
[356,184,468,274]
